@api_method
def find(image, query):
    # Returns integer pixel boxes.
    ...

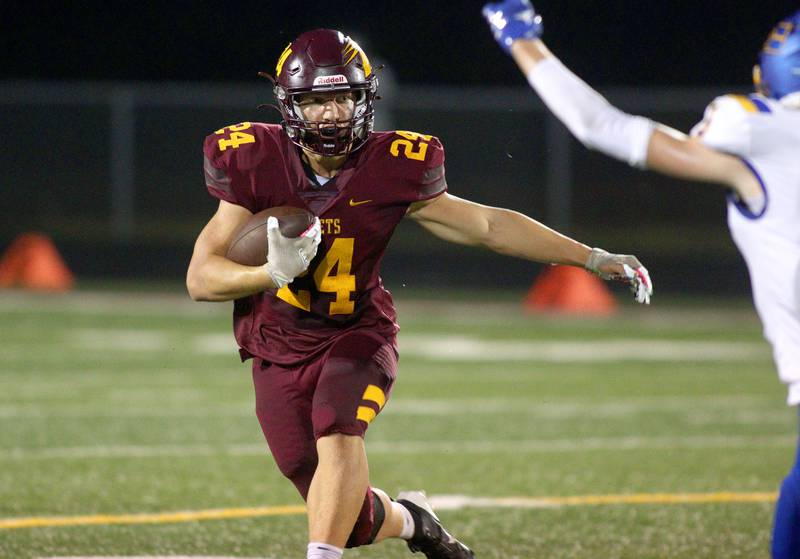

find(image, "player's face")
[296,91,356,123]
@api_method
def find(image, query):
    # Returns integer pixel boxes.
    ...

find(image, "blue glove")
[482,0,544,55]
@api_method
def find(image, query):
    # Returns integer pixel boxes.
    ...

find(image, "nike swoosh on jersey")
[349,198,372,206]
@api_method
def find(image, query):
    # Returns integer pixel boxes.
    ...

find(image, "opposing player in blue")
[482,2,800,556]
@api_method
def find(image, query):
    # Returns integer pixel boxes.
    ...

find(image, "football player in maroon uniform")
[186,29,652,559]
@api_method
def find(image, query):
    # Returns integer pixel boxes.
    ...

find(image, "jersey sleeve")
[689,95,753,157]
[411,135,447,202]
[202,126,260,213]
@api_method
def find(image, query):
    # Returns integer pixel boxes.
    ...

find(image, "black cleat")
[396,491,475,559]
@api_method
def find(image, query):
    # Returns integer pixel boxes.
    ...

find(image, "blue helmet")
[754,10,800,100]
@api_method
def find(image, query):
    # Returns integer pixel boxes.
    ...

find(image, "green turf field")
[0,289,794,559]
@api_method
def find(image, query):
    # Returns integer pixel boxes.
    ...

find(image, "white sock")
[393,501,416,540]
[307,542,343,559]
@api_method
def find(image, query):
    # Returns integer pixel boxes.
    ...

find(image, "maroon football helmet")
[272,29,378,157]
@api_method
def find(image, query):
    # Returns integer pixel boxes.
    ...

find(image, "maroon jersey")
[203,123,447,365]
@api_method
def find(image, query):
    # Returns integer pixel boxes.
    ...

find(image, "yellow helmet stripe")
[764,21,794,54]
[360,50,373,77]
[275,45,292,76]
[343,40,359,65]
[343,39,372,77]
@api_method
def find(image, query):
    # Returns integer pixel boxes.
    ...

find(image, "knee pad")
[345,488,385,548]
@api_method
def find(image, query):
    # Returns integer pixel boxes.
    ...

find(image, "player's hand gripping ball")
[226,206,317,267]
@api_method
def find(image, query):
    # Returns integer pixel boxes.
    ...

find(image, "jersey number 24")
[276,238,356,315]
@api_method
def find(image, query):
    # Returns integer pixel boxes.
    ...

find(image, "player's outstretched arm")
[407,193,652,304]
[186,200,321,301]
[482,1,762,203]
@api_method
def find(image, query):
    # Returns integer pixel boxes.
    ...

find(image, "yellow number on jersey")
[276,238,356,315]
[276,282,311,312]
[390,130,432,161]
[215,122,255,151]
[396,131,432,141]
[314,238,356,315]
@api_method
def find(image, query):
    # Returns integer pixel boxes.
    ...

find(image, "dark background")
[2,1,797,294]
[6,1,798,86]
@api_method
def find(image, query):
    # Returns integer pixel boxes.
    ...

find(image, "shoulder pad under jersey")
[368,130,447,202]
[204,122,280,170]
[690,95,763,157]
[203,123,282,211]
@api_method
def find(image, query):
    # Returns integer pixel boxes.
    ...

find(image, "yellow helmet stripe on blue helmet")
[764,21,794,54]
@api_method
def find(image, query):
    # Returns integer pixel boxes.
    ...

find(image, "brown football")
[226,206,315,266]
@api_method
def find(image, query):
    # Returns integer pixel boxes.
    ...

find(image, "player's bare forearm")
[510,38,552,75]
[408,193,590,267]
[186,200,279,301]
[483,207,590,266]
[186,252,276,302]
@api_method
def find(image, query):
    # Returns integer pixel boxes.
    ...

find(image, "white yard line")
[193,333,238,354]
[2,434,793,460]
[68,329,173,351]
[0,290,762,327]
[380,435,795,454]
[427,491,777,510]
[58,329,771,363]
[0,394,782,422]
[0,395,779,419]
[0,405,252,419]
[399,335,770,362]
[385,395,776,416]
[0,291,224,317]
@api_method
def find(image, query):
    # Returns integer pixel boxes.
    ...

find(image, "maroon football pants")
[252,331,397,547]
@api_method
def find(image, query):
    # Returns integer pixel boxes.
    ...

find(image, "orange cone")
[523,265,617,316]
[0,238,27,287]
[0,233,74,291]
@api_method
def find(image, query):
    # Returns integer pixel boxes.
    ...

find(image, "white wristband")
[527,57,655,168]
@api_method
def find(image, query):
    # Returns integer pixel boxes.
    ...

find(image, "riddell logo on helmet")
[313,75,348,86]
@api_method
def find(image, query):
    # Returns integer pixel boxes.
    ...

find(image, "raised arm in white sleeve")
[525,56,655,168]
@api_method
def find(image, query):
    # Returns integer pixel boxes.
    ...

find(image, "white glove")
[265,216,321,288]
[585,247,653,305]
